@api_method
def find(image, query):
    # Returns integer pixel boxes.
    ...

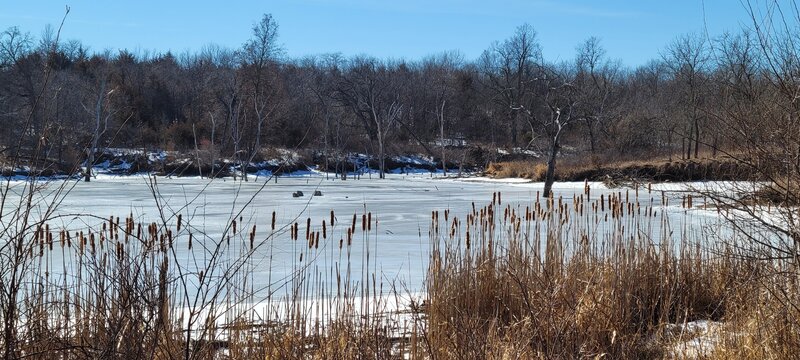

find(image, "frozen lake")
[2,174,728,302]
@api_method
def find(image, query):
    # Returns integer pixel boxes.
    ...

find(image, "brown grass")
[486,155,756,183]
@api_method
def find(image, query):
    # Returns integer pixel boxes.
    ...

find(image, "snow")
[661,320,724,359]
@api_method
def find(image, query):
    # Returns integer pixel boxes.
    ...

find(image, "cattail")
[271,211,276,231]
[347,228,352,246]
[116,241,123,259]
[188,233,193,250]
[352,213,357,232]
[498,192,502,205]
[250,225,256,249]
[362,214,366,232]
[177,213,182,232]
[368,212,372,231]
[315,232,320,249]
[306,217,311,241]
[330,210,335,227]
[322,220,327,239]
[232,219,237,234]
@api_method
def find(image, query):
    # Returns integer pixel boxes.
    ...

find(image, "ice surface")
[1,174,730,301]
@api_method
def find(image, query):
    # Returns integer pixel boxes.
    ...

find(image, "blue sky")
[2,1,756,67]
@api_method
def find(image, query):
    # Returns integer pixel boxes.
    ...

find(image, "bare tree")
[0,27,33,69]
[574,37,623,156]
[240,13,283,181]
[80,53,118,181]
[480,24,541,148]
[518,62,580,197]
[335,57,405,178]
[663,33,710,159]
[423,51,462,175]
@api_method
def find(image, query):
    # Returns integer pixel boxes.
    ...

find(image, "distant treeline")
[0,12,795,180]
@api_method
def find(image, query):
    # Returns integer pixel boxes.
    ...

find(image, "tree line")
[0,11,795,185]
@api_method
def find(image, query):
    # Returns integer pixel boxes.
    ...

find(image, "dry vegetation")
[486,155,754,184]
[1,183,798,359]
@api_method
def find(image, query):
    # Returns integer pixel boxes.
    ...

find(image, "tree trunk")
[84,149,93,182]
[510,111,519,147]
[542,141,560,198]
[378,135,385,179]
[439,104,447,176]
[694,118,700,159]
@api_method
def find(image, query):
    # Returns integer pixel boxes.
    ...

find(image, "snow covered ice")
[2,174,729,300]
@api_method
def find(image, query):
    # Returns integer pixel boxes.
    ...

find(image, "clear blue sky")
[1,1,759,67]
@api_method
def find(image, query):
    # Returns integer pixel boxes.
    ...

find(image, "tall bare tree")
[423,51,462,175]
[480,24,541,147]
[335,57,404,178]
[241,13,283,181]
[574,37,623,156]
[663,33,710,159]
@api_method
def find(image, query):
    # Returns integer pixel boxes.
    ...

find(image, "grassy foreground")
[1,186,797,359]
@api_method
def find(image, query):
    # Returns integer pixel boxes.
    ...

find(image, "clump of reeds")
[422,189,789,359]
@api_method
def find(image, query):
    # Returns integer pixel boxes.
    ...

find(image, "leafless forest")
[1,7,795,185]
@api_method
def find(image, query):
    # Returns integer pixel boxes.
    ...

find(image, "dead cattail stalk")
[250,225,256,250]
